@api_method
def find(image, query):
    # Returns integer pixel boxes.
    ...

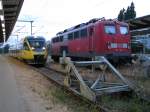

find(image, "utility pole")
[30,21,33,35]
[16,35,18,49]
[17,20,34,35]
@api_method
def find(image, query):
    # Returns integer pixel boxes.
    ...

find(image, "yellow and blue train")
[9,36,47,65]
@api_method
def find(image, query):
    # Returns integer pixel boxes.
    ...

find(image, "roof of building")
[0,0,24,42]
[126,15,150,30]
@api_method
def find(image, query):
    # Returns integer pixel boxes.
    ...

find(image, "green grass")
[101,94,150,112]
[44,84,150,112]
[50,87,98,112]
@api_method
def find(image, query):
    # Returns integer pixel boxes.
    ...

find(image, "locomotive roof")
[24,36,46,41]
[55,18,128,37]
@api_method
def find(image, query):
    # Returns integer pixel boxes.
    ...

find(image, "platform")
[0,55,24,112]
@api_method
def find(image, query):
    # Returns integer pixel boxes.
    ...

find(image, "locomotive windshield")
[28,39,45,49]
[104,25,116,34]
[120,26,128,35]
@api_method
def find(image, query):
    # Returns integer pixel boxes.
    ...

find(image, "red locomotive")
[51,18,131,62]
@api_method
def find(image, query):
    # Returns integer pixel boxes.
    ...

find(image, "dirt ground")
[7,57,72,112]
[6,56,150,112]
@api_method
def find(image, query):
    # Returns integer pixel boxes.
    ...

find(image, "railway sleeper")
[60,56,132,102]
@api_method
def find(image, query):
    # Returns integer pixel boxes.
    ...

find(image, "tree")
[117,2,136,21]
[117,8,125,21]
[118,10,123,21]
[130,2,136,18]
[124,6,131,20]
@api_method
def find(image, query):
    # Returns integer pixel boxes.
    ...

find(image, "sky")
[7,0,150,44]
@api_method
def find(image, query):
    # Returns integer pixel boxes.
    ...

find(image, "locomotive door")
[89,27,94,54]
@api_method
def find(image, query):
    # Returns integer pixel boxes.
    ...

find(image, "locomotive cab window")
[23,42,29,50]
[120,26,128,35]
[104,25,116,34]
[28,40,45,49]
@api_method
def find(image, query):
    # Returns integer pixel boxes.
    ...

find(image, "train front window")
[24,42,29,50]
[120,26,128,35]
[104,25,116,34]
[29,40,45,49]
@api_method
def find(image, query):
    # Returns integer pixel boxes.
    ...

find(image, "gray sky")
[8,0,150,43]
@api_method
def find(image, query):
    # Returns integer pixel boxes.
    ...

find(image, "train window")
[74,31,79,39]
[60,36,63,42]
[120,26,128,35]
[52,38,55,43]
[28,40,45,49]
[56,37,59,42]
[54,38,56,43]
[80,28,87,38]
[24,42,29,50]
[53,38,56,43]
[104,25,116,34]
[68,33,73,40]
[63,35,68,41]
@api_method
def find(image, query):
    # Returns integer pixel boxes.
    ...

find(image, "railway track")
[31,66,110,112]
[7,56,150,111]
[31,64,150,112]
[28,56,135,111]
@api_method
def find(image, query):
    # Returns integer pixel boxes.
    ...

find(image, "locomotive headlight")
[42,47,45,50]
[31,47,35,50]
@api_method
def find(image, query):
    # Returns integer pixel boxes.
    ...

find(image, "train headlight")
[31,47,35,50]
[42,47,45,50]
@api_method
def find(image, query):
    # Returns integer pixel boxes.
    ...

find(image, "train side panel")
[51,19,131,62]
[9,36,47,65]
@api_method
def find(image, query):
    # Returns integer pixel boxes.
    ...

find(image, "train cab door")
[88,27,94,55]
[22,42,30,59]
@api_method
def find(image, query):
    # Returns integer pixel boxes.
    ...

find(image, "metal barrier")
[60,56,132,102]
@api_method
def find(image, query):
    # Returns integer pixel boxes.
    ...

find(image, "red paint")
[51,19,131,58]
